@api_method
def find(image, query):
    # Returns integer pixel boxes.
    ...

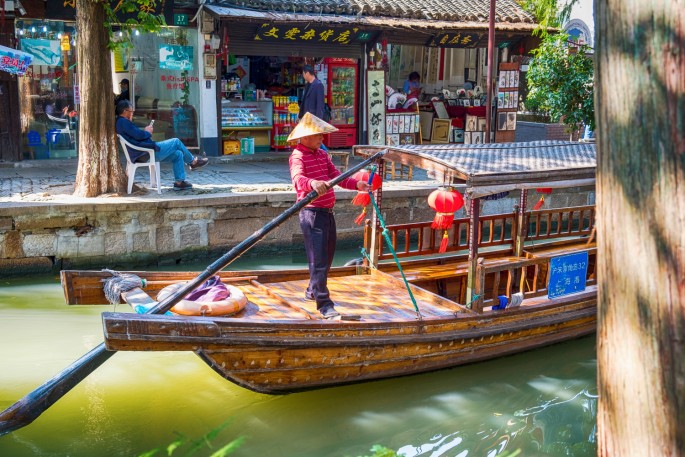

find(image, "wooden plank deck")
[254,270,470,321]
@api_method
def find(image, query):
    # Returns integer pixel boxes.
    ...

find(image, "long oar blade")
[0,151,385,436]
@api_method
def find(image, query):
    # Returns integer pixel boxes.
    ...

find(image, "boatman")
[288,113,369,319]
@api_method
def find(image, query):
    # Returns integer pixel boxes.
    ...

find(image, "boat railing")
[525,205,595,244]
[472,247,598,313]
[365,205,596,262]
[371,212,518,260]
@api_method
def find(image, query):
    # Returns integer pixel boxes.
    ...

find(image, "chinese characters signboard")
[426,32,484,48]
[0,45,33,76]
[366,70,385,146]
[547,251,589,299]
[255,23,361,45]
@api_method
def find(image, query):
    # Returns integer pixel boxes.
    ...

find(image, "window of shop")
[120,27,200,149]
[16,19,78,160]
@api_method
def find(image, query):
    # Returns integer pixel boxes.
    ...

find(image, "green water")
[0,251,597,456]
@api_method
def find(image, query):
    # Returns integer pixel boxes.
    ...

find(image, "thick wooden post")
[466,197,480,308]
[514,190,528,257]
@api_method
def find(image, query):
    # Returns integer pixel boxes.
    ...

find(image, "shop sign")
[254,23,360,45]
[46,0,173,23]
[61,35,71,52]
[426,32,484,48]
[20,39,61,66]
[160,74,199,91]
[174,14,189,26]
[366,70,385,147]
[0,45,33,76]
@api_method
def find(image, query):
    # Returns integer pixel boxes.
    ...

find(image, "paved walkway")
[0,152,434,206]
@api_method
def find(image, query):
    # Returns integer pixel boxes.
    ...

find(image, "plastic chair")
[46,113,74,146]
[117,134,161,194]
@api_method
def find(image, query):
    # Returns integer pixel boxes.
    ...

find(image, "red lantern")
[351,170,382,225]
[533,188,553,211]
[427,187,464,253]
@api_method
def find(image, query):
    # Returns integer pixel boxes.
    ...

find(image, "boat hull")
[103,290,595,393]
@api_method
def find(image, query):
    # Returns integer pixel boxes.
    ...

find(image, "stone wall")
[0,187,594,277]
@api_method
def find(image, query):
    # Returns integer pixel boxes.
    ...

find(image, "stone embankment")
[0,187,594,276]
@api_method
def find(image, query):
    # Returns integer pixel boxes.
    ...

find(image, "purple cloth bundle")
[185,276,229,302]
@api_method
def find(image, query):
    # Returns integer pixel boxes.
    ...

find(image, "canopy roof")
[353,141,596,198]
[203,0,539,41]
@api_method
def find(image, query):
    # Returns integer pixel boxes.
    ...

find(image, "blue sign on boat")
[548,251,589,299]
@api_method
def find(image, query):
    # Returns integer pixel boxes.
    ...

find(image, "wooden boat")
[60,141,597,395]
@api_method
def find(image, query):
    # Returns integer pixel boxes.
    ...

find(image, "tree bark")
[74,0,126,197]
[595,0,685,455]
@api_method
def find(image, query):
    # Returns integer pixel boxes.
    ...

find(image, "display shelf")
[221,99,273,154]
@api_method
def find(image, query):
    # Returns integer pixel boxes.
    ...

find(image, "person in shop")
[403,71,422,99]
[287,112,369,319]
[114,79,130,105]
[115,100,208,191]
[299,65,325,120]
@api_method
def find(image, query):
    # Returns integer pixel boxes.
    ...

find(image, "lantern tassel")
[352,192,371,207]
[431,212,455,230]
[439,231,449,253]
[354,207,367,225]
[533,195,545,211]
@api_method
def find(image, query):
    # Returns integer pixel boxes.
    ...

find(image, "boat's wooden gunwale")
[102,287,596,348]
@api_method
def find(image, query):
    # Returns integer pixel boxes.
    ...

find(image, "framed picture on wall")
[447,99,458,106]
[498,112,507,131]
[507,112,517,130]
[432,100,450,119]
[386,134,400,146]
[431,119,451,143]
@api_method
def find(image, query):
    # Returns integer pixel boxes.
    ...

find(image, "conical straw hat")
[287,112,338,142]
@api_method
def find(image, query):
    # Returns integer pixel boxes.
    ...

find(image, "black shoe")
[320,306,340,319]
[173,180,193,191]
[189,156,209,170]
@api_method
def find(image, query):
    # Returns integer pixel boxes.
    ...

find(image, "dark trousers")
[299,207,336,310]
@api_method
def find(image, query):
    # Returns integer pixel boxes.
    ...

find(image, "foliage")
[355,445,399,457]
[517,0,577,37]
[138,421,245,457]
[526,33,595,132]
[104,0,166,51]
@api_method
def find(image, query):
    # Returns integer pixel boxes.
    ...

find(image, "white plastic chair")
[117,134,161,194]
[46,113,74,147]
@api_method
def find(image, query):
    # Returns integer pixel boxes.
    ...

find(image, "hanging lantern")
[351,169,382,225]
[533,188,553,211]
[427,187,464,253]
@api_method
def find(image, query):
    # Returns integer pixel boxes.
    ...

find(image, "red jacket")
[289,144,358,208]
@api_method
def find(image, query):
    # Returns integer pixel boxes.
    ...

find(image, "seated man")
[115,100,207,190]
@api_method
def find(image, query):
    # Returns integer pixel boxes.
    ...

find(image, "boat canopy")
[353,141,596,198]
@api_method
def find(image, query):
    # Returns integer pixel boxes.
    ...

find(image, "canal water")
[0,250,597,457]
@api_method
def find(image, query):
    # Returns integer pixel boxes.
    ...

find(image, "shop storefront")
[200,7,373,154]
[15,19,79,159]
[118,27,201,150]
[201,1,540,155]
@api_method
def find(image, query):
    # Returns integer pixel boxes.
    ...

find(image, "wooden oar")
[0,150,386,436]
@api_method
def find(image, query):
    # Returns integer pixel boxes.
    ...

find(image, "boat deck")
[237,269,470,321]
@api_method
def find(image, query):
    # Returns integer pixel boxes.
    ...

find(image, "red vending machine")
[322,58,358,148]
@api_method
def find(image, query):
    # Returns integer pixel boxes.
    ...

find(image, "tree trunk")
[74,0,126,197]
[595,0,685,455]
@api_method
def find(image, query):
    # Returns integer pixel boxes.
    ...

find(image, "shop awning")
[203,0,540,47]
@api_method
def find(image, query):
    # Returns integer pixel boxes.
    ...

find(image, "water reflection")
[0,252,597,457]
